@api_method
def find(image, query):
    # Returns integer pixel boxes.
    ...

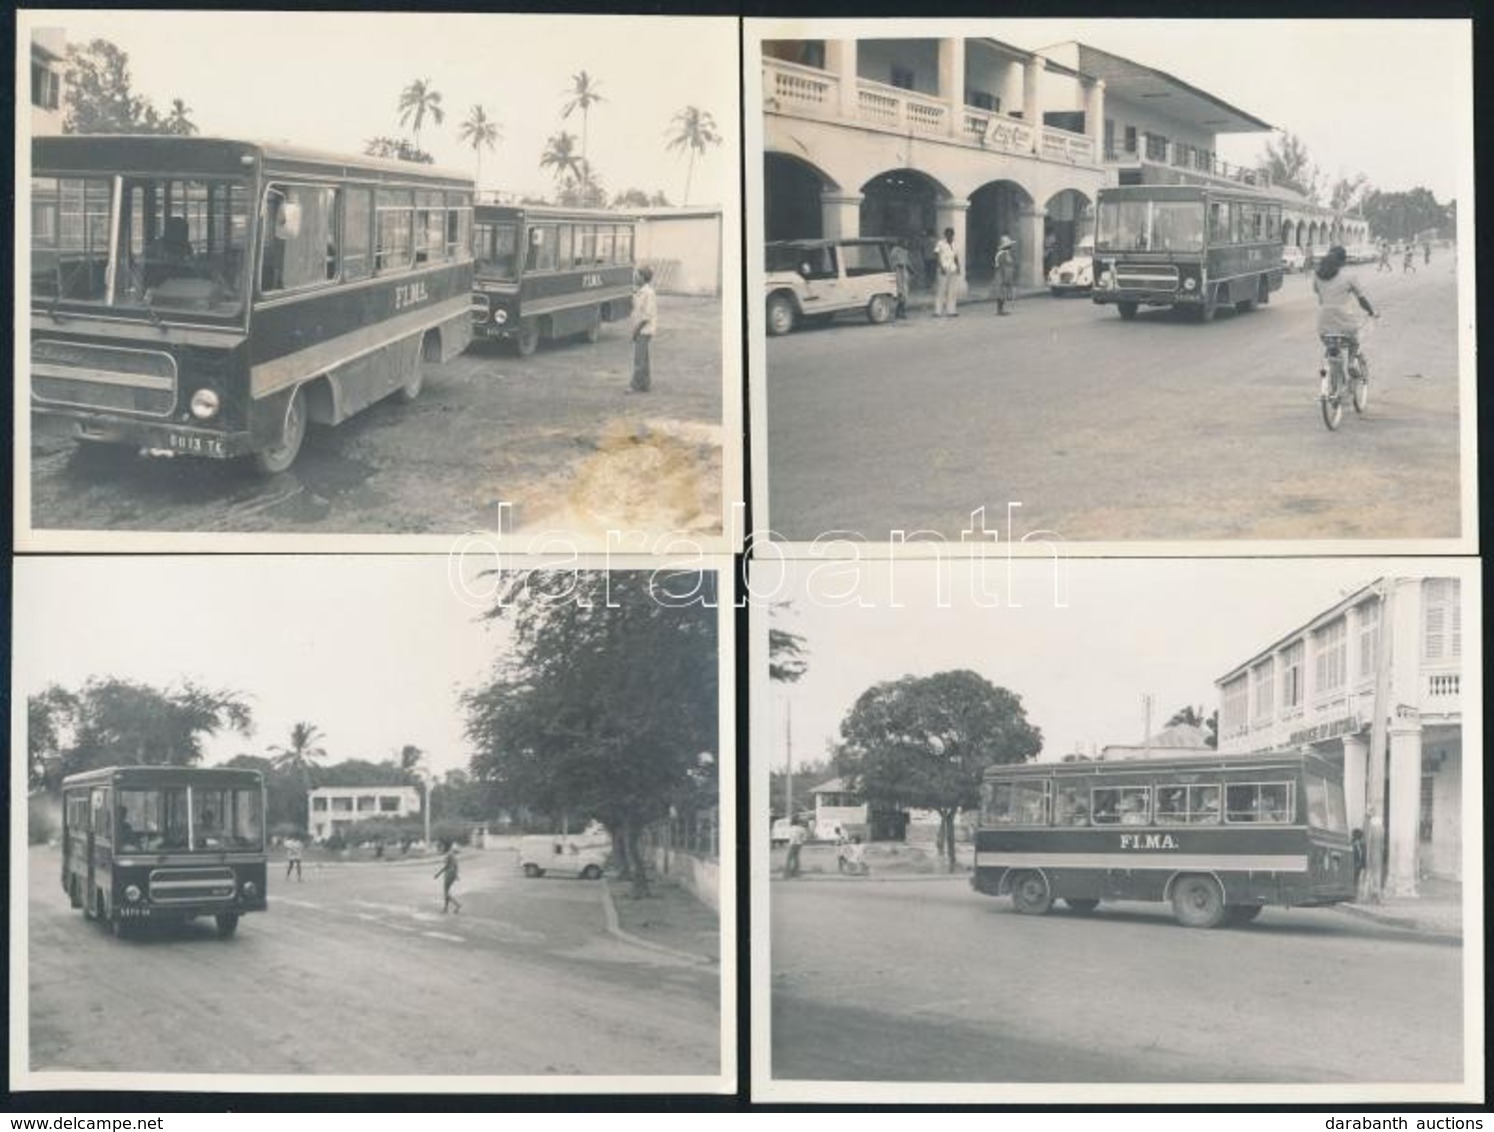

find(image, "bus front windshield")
[1097,199,1205,253]
[32,174,251,317]
[116,785,263,852]
[475,222,519,280]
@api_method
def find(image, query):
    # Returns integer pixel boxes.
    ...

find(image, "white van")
[518,833,610,880]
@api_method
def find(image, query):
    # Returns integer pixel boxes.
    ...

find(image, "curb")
[599,879,717,966]
[772,871,971,884]
[1332,902,1462,942]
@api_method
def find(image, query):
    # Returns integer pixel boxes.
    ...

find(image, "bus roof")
[475,202,639,223]
[62,765,265,789]
[1097,182,1274,203]
[32,135,473,190]
[983,751,1329,780]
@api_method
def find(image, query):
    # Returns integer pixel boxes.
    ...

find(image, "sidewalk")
[605,877,720,965]
[1334,877,1463,940]
[899,280,1052,315]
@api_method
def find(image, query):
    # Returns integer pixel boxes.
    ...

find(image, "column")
[1016,205,1046,288]
[1084,78,1105,147]
[821,193,863,241]
[1342,733,1369,831]
[1022,54,1045,152]
[934,197,970,271]
[938,37,966,139]
[825,39,859,119]
[1385,716,1423,896]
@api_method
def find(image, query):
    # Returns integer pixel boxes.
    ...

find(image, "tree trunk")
[683,152,695,207]
[941,810,958,872]
[627,820,650,899]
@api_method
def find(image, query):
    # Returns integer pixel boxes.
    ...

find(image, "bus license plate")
[167,433,226,457]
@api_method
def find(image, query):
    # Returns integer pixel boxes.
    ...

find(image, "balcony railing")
[964,110,1036,154]
[856,78,946,134]
[764,57,840,114]
[1423,669,1461,714]
[1041,126,1095,164]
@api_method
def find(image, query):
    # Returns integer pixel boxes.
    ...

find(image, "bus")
[1091,184,1284,321]
[30,135,474,474]
[61,765,268,938]
[972,751,1355,928]
[470,202,637,355]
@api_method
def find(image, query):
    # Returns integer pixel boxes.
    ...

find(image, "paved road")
[29,297,723,539]
[770,877,1462,1083]
[765,260,1463,541]
[27,846,719,1077]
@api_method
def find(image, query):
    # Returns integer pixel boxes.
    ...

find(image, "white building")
[31,29,67,137]
[307,785,421,842]
[636,207,723,297]
[1215,577,1464,892]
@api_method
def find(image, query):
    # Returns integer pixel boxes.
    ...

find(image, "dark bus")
[31,136,474,474]
[61,765,268,938]
[1091,184,1284,321]
[972,751,1354,928]
[470,202,636,355]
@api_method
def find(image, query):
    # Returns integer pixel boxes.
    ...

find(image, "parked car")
[765,238,900,336]
[1346,243,1380,265]
[1280,245,1307,272]
[518,833,610,880]
[1047,237,1095,296]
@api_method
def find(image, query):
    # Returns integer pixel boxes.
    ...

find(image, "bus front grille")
[149,866,236,903]
[32,340,178,418]
[1115,264,1179,291]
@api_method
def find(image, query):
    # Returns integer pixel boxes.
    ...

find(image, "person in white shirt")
[630,266,657,393]
[933,227,961,318]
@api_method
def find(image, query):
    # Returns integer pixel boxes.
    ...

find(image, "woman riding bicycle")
[1312,245,1377,394]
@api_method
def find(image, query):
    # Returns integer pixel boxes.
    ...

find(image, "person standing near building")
[783,820,807,879]
[992,235,1017,316]
[629,266,657,393]
[1351,828,1367,895]
[933,227,961,318]
[921,228,939,293]
[888,240,912,319]
[435,844,462,913]
[285,835,304,882]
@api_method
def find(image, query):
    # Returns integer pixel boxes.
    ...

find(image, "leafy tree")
[557,168,607,209]
[457,104,501,185]
[835,670,1041,871]
[164,97,197,137]
[28,685,80,791]
[1257,131,1321,202]
[463,571,719,897]
[269,721,327,793]
[226,753,302,830]
[51,677,253,780]
[63,38,185,135]
[1328,173,1370,218]
[664,106,722,206]
[397,78,444,154]
[560,70,605,170]
[770,628,809,684]
[1164,705,1218,749]
[363,136,434,164]
[1362,187,1452,243]
[613,188,657,209]
[769,757,833,821]
[316,759,420,788]
[540,130,585,190]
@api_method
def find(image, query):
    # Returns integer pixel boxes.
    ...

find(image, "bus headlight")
[124,885,142,902]
[494,309,509,325]
[189,389,221,420]
[241,880,258,898]
[1183,277,1197,292]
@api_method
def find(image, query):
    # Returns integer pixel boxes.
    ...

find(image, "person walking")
[1401,244,1416,274]
[435,844,462,913]
[888,240,912,319]
[933,227,961,318]
[1376,241,1392,273]
[992,235,1017,316]
[285,835,304,883]
[1423,241,1431,265]
[629,266,657,393]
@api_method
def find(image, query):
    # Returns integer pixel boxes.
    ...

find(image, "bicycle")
[1318,319,1374,431]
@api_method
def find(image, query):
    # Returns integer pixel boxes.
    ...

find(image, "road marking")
[421,931,465,943]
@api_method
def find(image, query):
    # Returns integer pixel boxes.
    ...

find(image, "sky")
[31,11,738,204]
[763,557,1444,773]
[13,556,519,776]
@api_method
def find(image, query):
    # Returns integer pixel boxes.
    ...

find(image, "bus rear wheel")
[1117,302,1138,321]
[253,387,307,475]
[1171,875,1227,928]
[1010,871,1053,915]
[1063,898,1100,914]
[215,913,240,939]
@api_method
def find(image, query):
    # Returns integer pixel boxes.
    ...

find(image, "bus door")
[86,787,106,915]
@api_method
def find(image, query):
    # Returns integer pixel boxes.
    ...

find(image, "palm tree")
[165,98,197,137]
[457,105,501,187]
[664,106,722,205]
[397,78,445,154]
[560,71,605,169]
[540,130,585,190]
[269,722,327,792]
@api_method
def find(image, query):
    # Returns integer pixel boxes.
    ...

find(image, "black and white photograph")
[752,556,1480,1101]
[19,11,739,549]
[11,556,733,1090]
[748,19,1475,548]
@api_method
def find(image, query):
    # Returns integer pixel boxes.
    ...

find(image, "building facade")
[307,785,421,842]
[31,29,67,137]
[636,207,723,296]
[1215,577,1464,892]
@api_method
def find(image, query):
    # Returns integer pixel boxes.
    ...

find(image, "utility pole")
[1142,693,1154,758]
[421,768,433,849]
[784,700,794,823]
[1364,582,1393,903]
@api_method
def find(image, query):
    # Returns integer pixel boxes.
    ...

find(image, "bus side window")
[1190,785,1221,824]
[343,188,373,282]
[90,788,108,838]
[558,224,574,269]
[1258,783,1292,824]
[1156,785,1187,823]
[597,226,615,265]
[261,184,339,293]
[617,227,634,265]
[1225,784,1258,822]
[1054,783,1089,826]
[375,189,414,274]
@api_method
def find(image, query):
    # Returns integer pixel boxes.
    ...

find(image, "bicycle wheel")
[1351,356,1370,414]
[1320,364,1344,431]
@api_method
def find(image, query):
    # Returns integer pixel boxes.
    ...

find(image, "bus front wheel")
[253,387,307,476]
[1010,871,1053,915]
[515,321,541,357]
[215,913,240,939]
[1117,302,1138,321]
[1171,875,1227,928]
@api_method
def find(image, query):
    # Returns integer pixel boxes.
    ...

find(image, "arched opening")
[1281,219,1295,248]
[859,168,946,245]
[1042,189,1093,273]
[764,152,835,242]
[968,178,1035,283]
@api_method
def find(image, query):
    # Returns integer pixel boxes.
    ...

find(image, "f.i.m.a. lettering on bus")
[1119,833,1179,850]
[394,280,430,311]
